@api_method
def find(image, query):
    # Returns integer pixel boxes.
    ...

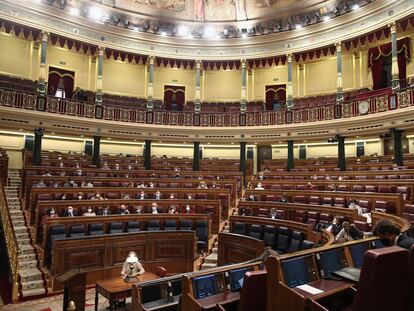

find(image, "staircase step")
[19,244,34,255]
[12,220,26,226]
[21,287,46,298]
[19,260,38,269]
[201,263,217,270]
[18,238,31,245]
[19,253,36,262]
[19,269,43,282]
[212,247,218,254]
[204,253,218,263]
[14,226,28,234]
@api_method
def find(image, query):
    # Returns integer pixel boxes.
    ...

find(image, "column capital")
[148,55,156,64]
[287,54,293,63]
[40,31,49,42]
[388,21,397,34]
[335,42,342,52]
[98,46,105,56]
[241,59,247,66]
[195,59,202,68]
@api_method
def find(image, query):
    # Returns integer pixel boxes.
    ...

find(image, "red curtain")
[265,85,286,111]
[164,85,185,111]
[47,66,75,98]
[368,37,411,90]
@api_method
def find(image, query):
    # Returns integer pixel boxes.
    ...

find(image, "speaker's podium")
[56,269,87,311]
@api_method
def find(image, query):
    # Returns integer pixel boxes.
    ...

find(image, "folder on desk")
[333,267,361,282]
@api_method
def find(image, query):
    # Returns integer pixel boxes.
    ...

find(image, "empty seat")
[352,185,365,192]
[378,186,392,193]
[109,222,123,234]
[276,227,291,253]
[301,240,314,250]
[147,220,161,231]
[337,185,348,192]
[127,221,140,232]
[321,197,333,206]
[249,224,263,240]
[179,219,193,230]
[287,231,304,252]
[396,186,410,201]
[69,224,84,238]
[296,185,306,190]
[276,209,286,220]
[294,210,307,223]
[309,196,321,205]
[306,212,320,229]
[195,220,208,250]
[294,195,307,204]
[333,197,346,207]
[319,213,332,225]
[365,185,378,192]
[88,223,104,235]
[257,208,269,218]
[164,220,177,231]
[233,222,246,235]
[375,201,389,213]
[263,225,277,247]
[265,195,275,202]
[49,225,66,244]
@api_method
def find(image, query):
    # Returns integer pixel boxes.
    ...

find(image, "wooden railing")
[0,181,20,302]
[0,87,413,127]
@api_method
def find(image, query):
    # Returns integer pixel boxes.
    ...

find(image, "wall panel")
[0,33,31,78]
[204,70,240,101]
[153,67,195,101]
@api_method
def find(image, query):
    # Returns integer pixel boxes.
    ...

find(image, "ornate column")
[336,42,344,104]
[92,136,101,167]
[390,22,400,91]
[37,32,48,96]
[287,140,294,171]
[144,140,152,170]
[240,59,247,113]
[391,128,404,166]
[147,56,155,110]
[240,142,246,175]
[193,142,200,171]
[95,46,104,105]
[337,135,346,171]
[287,54,293,110]
[195,60,202,113]
[33,128,44,166]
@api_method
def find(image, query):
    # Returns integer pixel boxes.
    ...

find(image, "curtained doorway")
[265,85,286,111]
[47,67,75,99]
[164,85,185,111]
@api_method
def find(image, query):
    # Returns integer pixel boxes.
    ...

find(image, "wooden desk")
[292,279,353,300]
[196,292,240,310]
[95,273,158,311]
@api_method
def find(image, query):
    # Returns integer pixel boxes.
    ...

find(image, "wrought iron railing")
[0,181,20,302]
[0,87,413,127]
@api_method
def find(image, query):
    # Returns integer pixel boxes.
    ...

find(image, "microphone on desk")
[167,281,174,303]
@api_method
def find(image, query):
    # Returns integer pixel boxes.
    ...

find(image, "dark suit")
[62,211,78,217]
[97,210,112,216]
[397,235,414,250]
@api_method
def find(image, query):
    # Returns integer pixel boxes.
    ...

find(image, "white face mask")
[50,210,55,215]
[186,206,190,212]
[87,209,92,213]
[68,209,73,213]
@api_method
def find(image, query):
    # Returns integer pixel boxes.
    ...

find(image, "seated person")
[169,193,176,200]
[62,206,78,217]
[154,191,162,200]
[91,192,104,200]
[101,162,110,170]
[127,182,134,188]
[255,182,265,190]
[174,172,181,179]
[86,181,94,188]
[278,193,289,203]
[136,182,147,189]
[348,199,371,224]
[83,206,96,216]
[148,181,155,188]
[75,168,83,176]
[237,207,247,216]
[334,221,363,243]
[52,181,60,188]
[115,163,120,170]
[263,166,270,173]
[41,208,59,225]
[63,179,78,188]
[268,208,281,220]
[76,192,84,200]
[168,205,178,214]
[326,183,336,191]
[306,182,317,190]
[258,172,264,181]
[138,191,146,200]
[117,204,130,215]
[211,182,220,189]
[127,164,133,170]
[121,251,145,282]
[97,206,111,216]
[80,181,88,188]
[42,171,52,177]
[34,179,47,188]
[197,181,207,189]
[183,205,195,214]
[373,219,414,249]
[132,205,143,214]
[122,193,131,200]
[60,193,67,200]
[58,171,66,176]
[247,194,256,201]
[327,216,345,236]
[58,162,64,168]
[151,203,159,214]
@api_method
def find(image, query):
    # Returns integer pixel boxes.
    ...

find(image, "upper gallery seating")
[0,74,36,94]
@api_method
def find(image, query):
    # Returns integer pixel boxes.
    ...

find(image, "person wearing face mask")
[334,221,363,243]
[97,206,111,216]
[127,164,132,170]
[76,192,84,200]
[247,194,256,201]
[268,208,281,220]
[58,162,64,168]
[151,203,159,214]
[154,191,162,200]
[374,219,414,249]
[117,205,130,215]
[168,205,177,214]
[132,205,143,214]
[148,182,155,188]
[138,191,146,200]
[63,206,77,217]
[183,205,195,214]
[83,206,96,216]
[169,193,176,200]
[41,208,59,225]
[255,182,264,190]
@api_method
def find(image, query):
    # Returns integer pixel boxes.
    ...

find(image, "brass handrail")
[0,181,20,302]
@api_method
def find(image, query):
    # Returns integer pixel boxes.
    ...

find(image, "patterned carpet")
[0,289,131,311]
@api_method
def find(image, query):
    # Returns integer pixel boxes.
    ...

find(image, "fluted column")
[240,142,246,174]
[240,59,247,113]
[337,135,346,171]
[391,128,403,166]
[33,128,44,166]
[92,136,101,167]
[287,140,294,171]
[390,22,400,91]
[336,42,344,104]
[147,56,155,110]
[95,46,104,105]
[287,54,293,110]
[195,60,202,113]
[193,142,200,171]
[37,32,48,96]
[144,140,152,170]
